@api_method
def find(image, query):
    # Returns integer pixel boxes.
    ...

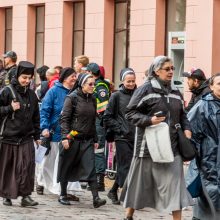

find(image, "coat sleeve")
[103,92,121,133]
[125,84,152,128]
[32,94,41,140]
[60,96,73,140]
[40,89,54,131]
[0,87,14,117]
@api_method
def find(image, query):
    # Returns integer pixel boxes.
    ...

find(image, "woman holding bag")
[121,56,193,220]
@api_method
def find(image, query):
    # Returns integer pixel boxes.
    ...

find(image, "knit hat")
[16,61,35,78]
[120,68,135,81]
[59,67,76,83]
[78,73,93,87]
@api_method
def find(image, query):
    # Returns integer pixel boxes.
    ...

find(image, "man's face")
[187,78,200,90]
[4,57,12,67]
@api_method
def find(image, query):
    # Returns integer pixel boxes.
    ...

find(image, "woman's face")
[82,77,95,94]
[155,61,174,81]
[123,74,136,90]
[210,76,220,99]
[18,74,32,87]
[74,60,82,73]
[63,73,77,88]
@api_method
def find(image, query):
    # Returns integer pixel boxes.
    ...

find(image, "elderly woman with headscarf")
[121,56,193,220]
[36,68,80,199]
[57,73,106,208]
[0,61,40,207]
[103,68,136,205]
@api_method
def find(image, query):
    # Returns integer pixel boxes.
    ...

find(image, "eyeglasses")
[86,82,95,87]
[160,66,175,72]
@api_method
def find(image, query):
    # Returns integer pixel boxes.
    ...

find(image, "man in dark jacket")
[0,51,17,90]
[182,68,210,113]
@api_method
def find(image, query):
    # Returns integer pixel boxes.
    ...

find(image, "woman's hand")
[184,130,192,139]
[62,139,70,150]
[42,129,50,138]
[11,100,20,111]
[94,143,99,149]
[151,116,166,125]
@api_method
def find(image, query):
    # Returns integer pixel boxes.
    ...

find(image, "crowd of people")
[0,50,219,220]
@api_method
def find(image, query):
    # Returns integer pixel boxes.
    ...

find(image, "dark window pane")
[115,3,127,31]
[35,33,44,68]
[73,31,84,58]
[5,8,12,30]
[5,30,12,51]
[74,2,84,30]
[36,6,45,33]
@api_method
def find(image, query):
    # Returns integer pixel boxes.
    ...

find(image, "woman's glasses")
[86,82,95,87]
[160,66,175,72]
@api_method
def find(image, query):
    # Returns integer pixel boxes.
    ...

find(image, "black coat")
[60,88,97,141]
[0,80,40,144]
[103,84,136,142]
[125,77,191,157]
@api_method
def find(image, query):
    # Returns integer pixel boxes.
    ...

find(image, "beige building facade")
[0,0,220,99]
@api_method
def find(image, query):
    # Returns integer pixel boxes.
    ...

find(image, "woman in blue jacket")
[36,68,80,199]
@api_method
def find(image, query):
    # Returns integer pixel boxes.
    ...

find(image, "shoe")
[36,184,44,195]
[58,195,71,205]
[3,198,12,206]
[93,197,106,208]
[97,173,105,192]
[192,217,200,220]
[21,196,38,207]
[80,182,88,189]
[123,217,133,220]
[107,191,120,205]
[67,194,79,202]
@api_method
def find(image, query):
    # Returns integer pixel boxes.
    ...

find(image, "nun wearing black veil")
[0,61,40,207]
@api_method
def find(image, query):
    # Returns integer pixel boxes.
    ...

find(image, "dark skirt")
[0,141,35,199]
[57,138,96,183]
[115,140,133,187]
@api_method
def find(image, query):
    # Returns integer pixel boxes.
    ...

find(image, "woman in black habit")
[0,61,40,207]
[57,73,106,208]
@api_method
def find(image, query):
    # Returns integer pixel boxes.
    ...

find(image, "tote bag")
[145,122,174,163]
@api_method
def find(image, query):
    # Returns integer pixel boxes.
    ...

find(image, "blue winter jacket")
[40,81,70,142]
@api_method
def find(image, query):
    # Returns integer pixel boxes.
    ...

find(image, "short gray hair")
[148,56,173,78]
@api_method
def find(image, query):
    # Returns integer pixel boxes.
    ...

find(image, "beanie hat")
[16,61,35,78]
[120,68,135,81]
[99,66,105,78]
[59,67,75,83]
[78,73,93,87]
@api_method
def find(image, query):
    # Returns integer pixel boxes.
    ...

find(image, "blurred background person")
[46,68,59,88]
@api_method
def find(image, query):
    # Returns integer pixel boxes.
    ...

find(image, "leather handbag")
[175,123,197,161]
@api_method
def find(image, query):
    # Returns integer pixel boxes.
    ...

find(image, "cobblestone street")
[0,182,193,220]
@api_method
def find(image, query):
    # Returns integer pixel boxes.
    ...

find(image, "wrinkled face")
[18,74,32,87]
[187,78,200,90]
[63,73,77,88]
[123,74,136,90]
[210,76,220,99]
[82,77,95,94]
[155,61,174,81]
[74,60,83,73]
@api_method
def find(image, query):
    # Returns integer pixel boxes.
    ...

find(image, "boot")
[97,173,105,192]
[107,191,120,205]
[58,195,71,205]
[21,196,38,207]
[93,197,106,208]
[36,184,44,195]
[3,198,12,206]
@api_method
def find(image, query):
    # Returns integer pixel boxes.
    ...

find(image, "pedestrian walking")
[37,67,80,199]
[103,67,136,204]
[0,61,40,207]
[121,56,193,220]
[187,73,220,220]
[57,73,106,208]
